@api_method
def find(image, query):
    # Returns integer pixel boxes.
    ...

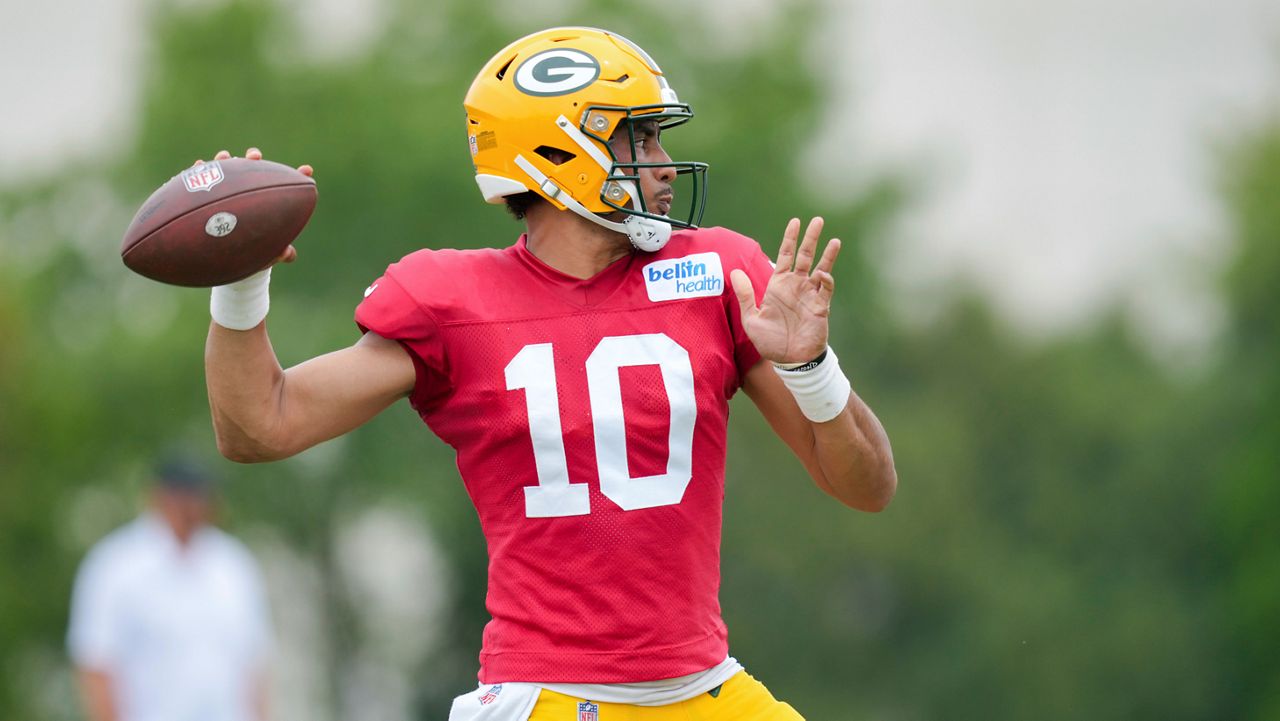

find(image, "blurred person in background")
[203,26,895,720]
[67,457,273,721]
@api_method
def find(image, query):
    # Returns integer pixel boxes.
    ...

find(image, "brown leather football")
[121,158,317,287]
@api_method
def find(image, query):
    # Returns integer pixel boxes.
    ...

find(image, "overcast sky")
[813,0,1280,360]
[4,0,1278,357]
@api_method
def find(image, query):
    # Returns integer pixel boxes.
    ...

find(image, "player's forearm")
[743,360,895,510]
[205,322,291,463]
[207,326,417,462]
[811,392,897,512]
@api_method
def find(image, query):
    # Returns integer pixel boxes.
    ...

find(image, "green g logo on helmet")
[513,49,601,97]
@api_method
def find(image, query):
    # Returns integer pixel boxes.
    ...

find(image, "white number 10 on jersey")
[504,333,696,518]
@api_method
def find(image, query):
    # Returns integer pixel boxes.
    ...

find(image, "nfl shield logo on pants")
[577,701,599,721]
[478,684,502,705]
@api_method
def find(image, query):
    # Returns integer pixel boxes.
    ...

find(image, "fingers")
[276,245,297,264]
[813,269,835,303]
[729,269,758,316]
[207,147,263,162]
[814,237,841,276]
[204,148,311,175]
[793,217,824,274]
[775,217,841,284]
[196,147,316,180]
[774,218,801,274]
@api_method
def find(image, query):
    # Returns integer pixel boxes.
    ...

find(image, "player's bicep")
[275,332,416,453]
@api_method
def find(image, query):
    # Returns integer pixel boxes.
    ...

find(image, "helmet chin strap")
[514,155,673,252]
[621,213,672,252]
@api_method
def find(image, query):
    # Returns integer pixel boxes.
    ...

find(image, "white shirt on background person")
[68,513,272,721]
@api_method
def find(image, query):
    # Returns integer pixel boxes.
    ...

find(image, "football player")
[204,26,896,721]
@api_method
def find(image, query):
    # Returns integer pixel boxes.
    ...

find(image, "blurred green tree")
[1211,117,1280,721]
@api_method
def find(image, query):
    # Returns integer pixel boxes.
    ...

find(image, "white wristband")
[773,347,852,423]
[210,267,272,331]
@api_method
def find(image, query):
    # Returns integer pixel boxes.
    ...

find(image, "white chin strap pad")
[613,176,672,252]
[624,215,672,252]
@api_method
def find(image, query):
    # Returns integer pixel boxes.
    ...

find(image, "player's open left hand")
[201,147,314,266]
[730,217,841,364]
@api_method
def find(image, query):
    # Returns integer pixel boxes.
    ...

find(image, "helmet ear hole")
[534,146,577,166]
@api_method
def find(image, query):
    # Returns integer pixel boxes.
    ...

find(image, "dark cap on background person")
[150,455,221,544]
[153,456,219,496]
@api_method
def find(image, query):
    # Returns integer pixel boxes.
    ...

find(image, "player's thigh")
[528,672,804,721]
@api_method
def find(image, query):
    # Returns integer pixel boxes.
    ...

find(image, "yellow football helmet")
[464,27,708,251]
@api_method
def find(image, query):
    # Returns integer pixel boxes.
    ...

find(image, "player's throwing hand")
[730,217,841,365]
[206,147,314,266]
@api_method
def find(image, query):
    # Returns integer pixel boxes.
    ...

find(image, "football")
[121,158,317,287]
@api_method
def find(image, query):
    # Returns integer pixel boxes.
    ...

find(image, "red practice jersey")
[355,227,775,683]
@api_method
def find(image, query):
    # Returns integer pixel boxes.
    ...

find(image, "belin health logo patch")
[642,252,724,302]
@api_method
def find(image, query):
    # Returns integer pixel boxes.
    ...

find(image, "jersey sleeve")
[722,233,776,380]
[354,263,451,411]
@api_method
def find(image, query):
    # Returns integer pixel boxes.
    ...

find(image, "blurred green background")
[2,0,1279,719]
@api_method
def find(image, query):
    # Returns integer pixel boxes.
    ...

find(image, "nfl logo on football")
[181,161,225,193]
[577,701,599,721]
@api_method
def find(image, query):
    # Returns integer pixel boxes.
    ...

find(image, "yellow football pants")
[528,671,805,720]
